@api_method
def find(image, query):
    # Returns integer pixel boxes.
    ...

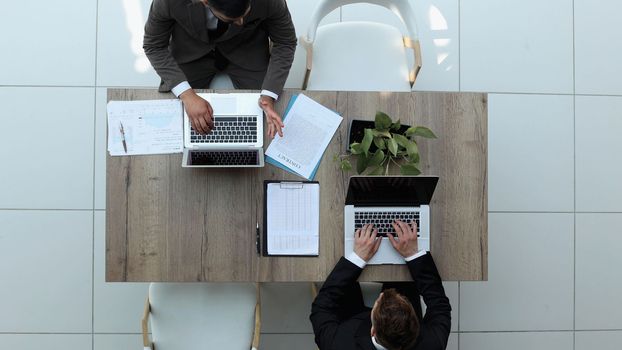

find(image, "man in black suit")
[311,221,451,350]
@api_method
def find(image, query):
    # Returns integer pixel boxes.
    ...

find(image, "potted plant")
[338,112,436,175]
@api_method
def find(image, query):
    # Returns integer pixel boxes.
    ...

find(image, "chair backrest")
[148,283,257,350]
[301,0,422,89]
[303,0,419,45]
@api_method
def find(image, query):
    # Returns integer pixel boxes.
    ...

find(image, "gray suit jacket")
[143,0,297,95]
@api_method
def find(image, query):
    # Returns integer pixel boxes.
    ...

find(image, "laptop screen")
[345,176,439,206]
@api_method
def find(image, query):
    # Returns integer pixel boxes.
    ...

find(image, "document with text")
[265,94,342,179]
[265,182,320,256]
[107,99,183,156]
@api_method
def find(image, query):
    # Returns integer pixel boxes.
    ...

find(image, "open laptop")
[344,176,439,264]
[182,93,264,168]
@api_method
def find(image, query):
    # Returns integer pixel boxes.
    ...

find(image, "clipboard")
[262,180,320,257]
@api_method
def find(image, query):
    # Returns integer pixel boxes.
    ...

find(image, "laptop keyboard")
[190,115,258,143]
[190,150,259,166]
[354,211,421,237]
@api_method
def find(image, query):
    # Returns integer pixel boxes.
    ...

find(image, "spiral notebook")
[263,180,320,256]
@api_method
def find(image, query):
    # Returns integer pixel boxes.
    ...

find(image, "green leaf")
[409,152,420,164]
[400,163,421,175]
[372,129,392,138]
[390,119,401,131]
[340,159,353,171]
[350,142,363,155]
[374,111,393,131]
[395,134,419,157]
[368,150,385,167]
[387,138,398,157]
[373,137,386,150]
[361,128,374,156]
[407,126,437,139]
[356,153,369,174]
[368,165,384,175]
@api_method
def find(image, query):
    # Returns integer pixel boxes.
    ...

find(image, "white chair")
[142,283,261,350]
[209,72,236,89]
[301,0,422,91]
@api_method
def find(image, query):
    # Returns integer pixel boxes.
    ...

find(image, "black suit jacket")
[143,0,296,94]
[310,254,451,350]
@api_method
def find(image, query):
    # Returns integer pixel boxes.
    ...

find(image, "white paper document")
[107,99,183,156]
[265,94,343,179]
[266,182,320,256]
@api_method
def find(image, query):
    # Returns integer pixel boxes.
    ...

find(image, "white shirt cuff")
[405,250,427,262]
[172,81,192,98]
[260,89,279,100]
[346,252,367,269]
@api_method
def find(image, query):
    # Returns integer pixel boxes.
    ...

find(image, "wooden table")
[106,89,488,282]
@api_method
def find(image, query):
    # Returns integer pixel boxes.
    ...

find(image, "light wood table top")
[106,89,488,282]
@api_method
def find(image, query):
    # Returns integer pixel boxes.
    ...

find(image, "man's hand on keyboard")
[180,89,214,135]
[354,224,382,262]
[387,220,419,258]
[258,95,284,138]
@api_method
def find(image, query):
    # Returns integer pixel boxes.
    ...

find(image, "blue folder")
[265,94,338,180]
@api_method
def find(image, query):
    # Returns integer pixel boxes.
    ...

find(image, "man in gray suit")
[143,0,297,137]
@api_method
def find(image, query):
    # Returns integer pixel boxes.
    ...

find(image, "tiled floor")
[1,0,621,349]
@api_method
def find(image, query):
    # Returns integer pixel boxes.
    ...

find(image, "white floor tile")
[93,211,149,333]
[488,94,574,212]
[576,96,622,212]
[575,0,622,95]
[461,332,573,350]
[0,87,95,210]
[447,333,458,350]
[460,213,574,331]
[460,0,573,93]
[94,334,143,350]
[576,214,622,330]
[576,331,622,350]
[0,334,92,350]
[96,0,160,87]
[260,334,316,350]
[261,283,314,333]
[341,0,460,92]
[285,0,340,88]
[0,211,92,332]
[94,88,107,210]
[0,1,95,86]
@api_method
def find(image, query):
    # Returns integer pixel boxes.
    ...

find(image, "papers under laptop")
[344,176,439,265]
[182,93,264,168]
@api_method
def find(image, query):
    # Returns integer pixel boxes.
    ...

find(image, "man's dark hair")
[372,289,420,350]
[205,0,251,18]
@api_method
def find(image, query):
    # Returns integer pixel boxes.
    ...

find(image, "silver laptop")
[182,93,265,168]
[344,176,439,264]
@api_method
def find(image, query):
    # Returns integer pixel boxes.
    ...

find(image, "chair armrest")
[300,36,314,89]
[251,283,262,350]
[142,296,153,350]
[404,37,423,87]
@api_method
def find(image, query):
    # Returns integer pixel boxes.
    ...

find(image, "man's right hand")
[180,89,214,134]
[387,220,419,258]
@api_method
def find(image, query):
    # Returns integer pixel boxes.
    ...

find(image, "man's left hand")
[258,95,284,138]
[354,224,382,262]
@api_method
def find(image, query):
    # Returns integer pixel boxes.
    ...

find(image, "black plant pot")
[348,119,412,153]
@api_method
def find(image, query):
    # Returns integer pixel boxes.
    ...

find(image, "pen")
[256,222,260,255]
[119,122,128,153]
